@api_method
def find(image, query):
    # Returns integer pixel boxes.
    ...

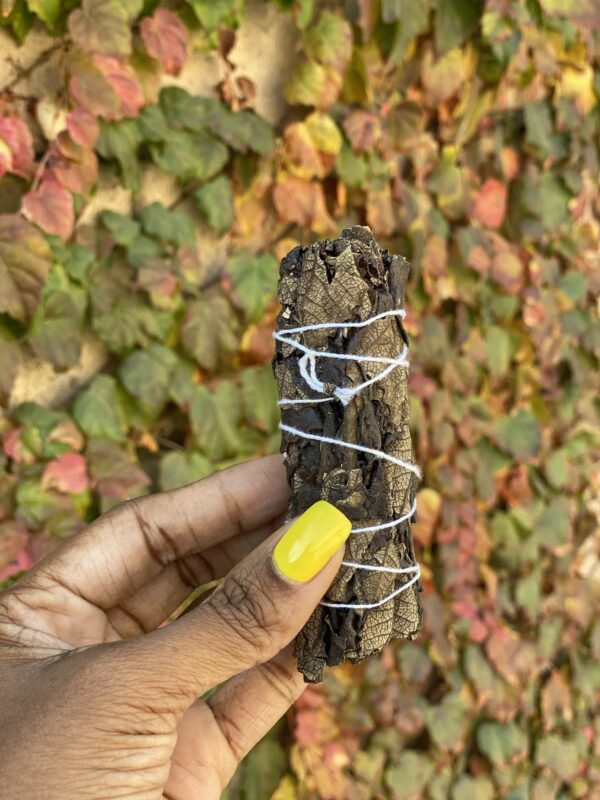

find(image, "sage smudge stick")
[273,226,422,683]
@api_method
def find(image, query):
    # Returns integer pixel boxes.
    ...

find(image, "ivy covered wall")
[1,1,599,798]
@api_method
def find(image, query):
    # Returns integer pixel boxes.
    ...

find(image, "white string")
[274,309,421,611]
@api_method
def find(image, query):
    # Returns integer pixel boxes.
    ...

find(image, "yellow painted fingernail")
[273,501,352,583]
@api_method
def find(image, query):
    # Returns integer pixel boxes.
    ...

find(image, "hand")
[0,455,351,799]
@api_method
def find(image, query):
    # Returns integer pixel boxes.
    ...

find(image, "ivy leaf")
[67,107,100,149]
[29,290,84,370]
[100,210,141,248]
[485,324,512,377]
[336,142,367,188]
[150,130,228,182]
[96,119,143,189]
[73,375,127,441]
[86,438,150,509]
[227,252,278,323]
[433,0,483,53]
[0,215,52,323]
[68,0,132,56]
[119,344,179,415]
[22,173,74,240]
[241,365,280,433]
[304,11,353,71]
[495,410,542,460]
[140,8,188,76]
[41,452,90,494]
[181,295,239,371]
[477,721,528,766]
[208,109,275,156]
[139,202,196,246]
[194,175,234,233]
[159,450,213,491]
[0,114,34,179]
[273,173,335,233]
[91,54,145,118]
[68,56,122,121]
[285,61,343,109]
[158,86,218,131]
[385,751,435,798]
[0,324,22,400]
[472,178,507,229]
[27,0,60,27]
[185,0,237,29]
[190,381,242,461]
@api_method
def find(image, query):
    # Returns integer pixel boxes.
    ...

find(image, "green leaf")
[190,381,242,461]
[385,751,435,798]
[451,775,494,800]
[185,0,236,29]
[495,410,541,459]
[136,103,170,142]
[545,447,569,488]
[194,175,234,233]
[159,450,214,491]
[125,235,164,267]
[119,344,179,415]
[73,375,127,441]
[424,694,469,750]
[139,203,196,246]
[284,60,342,108]
[485,324,512,377]
[477,721,528,766]
[97,119,143,191]
[1,0,35,43]
[433,0,484,53]
[181,296,239,371]
[227,252,278,323]
[336,142,367,188]
[100,211,141,248]
[304,11,353,71]
[29,290,84,370]
[538,173,571,229]
[205,108,276,156]
[159,86,219,131]
[27,0,60,27]
[536,734,579,781]
[150,130,229,183]
[64,244,95,283]
[537,497,570,550]
[524,102,568,159]
[241,365,279,433]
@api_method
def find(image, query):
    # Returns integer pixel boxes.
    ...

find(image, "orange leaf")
[472,178,507,229]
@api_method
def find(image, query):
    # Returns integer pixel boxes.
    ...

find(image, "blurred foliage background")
[1,0,599,798]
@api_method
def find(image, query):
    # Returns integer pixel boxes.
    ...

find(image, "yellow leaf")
[556,65,597,115]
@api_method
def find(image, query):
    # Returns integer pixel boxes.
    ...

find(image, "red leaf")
[472,178,507,229]
[50,131,98,194]
[42,452,90,494]
[22,173,74,240]
[92,55,144,118]
[0,115,35,179]
[140,8,188,76]
[67,107,99,148]
[343,110,380,152]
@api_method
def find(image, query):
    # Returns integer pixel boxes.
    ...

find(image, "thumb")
[129,501,351,698]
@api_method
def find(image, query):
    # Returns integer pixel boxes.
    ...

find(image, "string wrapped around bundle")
[272,226,423,683]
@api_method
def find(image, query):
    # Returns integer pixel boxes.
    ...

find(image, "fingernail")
[273,501,352,583]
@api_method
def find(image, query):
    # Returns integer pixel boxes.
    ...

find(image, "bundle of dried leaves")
[273,226,422,683]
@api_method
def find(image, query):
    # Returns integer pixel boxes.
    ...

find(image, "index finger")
[13,454,290,610]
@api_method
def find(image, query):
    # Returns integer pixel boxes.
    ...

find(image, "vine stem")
[0,42,63,94]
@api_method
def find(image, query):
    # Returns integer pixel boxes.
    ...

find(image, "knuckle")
[208,571,284,657]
